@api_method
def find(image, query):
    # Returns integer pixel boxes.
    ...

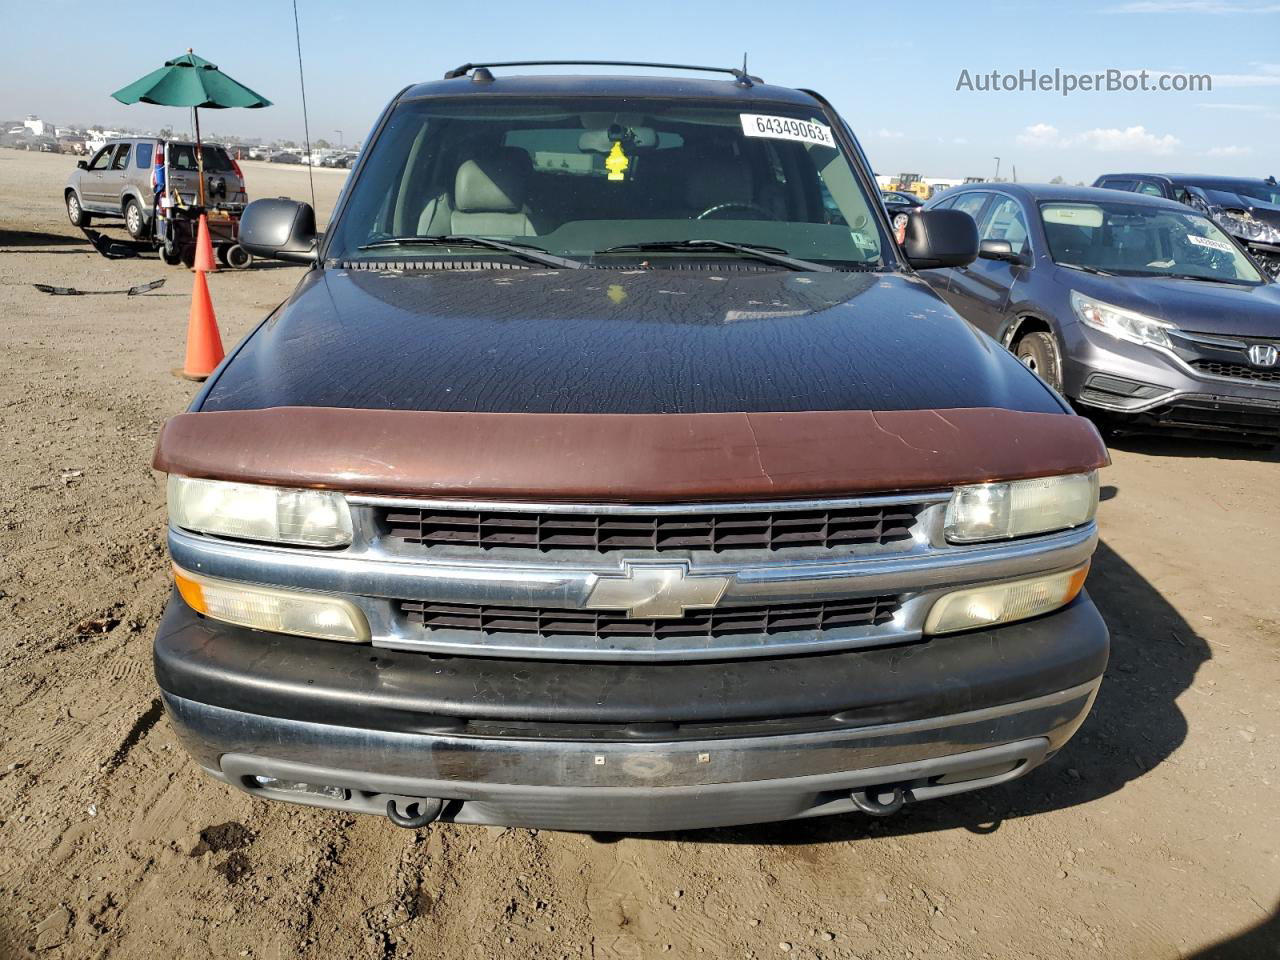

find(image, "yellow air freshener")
[605,141,630,182]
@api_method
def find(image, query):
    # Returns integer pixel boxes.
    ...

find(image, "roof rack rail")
[442,60,762,86]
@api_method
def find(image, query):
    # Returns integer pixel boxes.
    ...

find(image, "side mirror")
[978,238,1024,264]
[902,209,979,269]
[77,160,88,170]
[239,197,318,263]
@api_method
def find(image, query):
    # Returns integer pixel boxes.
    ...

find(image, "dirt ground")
[0,148,1277,960]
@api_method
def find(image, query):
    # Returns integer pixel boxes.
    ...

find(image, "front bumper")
[1061,323,1280,439]
[155,593,1108,832]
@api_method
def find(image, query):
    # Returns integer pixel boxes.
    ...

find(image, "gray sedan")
[921,183,1280,444]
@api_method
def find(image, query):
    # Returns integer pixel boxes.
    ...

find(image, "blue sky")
[4,0,1277,181]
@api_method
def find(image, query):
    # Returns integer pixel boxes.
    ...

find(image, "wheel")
[224,244,252,270]
[216,245,231,268]
[66,192,91,227]
[161,241,183,266]
[180,243,196,269]
[1015,331,1063,393]
[124,198,147,240]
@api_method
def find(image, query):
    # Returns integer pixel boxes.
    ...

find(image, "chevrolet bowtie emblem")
[584,562,731,618]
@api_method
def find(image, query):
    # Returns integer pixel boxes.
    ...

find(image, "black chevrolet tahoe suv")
[152,62,1110,833]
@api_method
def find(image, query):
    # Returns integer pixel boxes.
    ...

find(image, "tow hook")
[385,796,444,829]
[850,786,906,817]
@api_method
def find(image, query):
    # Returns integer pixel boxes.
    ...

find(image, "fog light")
[174,565,370,643]
[252,777,349,801]
[924,562,1090,635]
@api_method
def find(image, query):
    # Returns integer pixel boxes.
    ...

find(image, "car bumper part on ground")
[155,593,1108,832]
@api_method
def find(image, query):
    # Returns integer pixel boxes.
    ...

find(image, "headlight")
[924,562,1090,635]
[1070,291,1174,349]
[168,476,353,547]
[1211,208,1280,245]
[174,565,370,643]
[945,472,1098,544]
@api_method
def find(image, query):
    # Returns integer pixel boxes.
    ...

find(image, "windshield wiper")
[1147,272,1247,285]
[596,239,835,273]
[356,235,584,269]
[1059,263,1114,277]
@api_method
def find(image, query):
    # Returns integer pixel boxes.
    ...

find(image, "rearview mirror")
[239,197,318,264]
[978,238,1023,263]
[902,209,979,269]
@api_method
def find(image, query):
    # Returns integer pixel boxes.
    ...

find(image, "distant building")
[23,115,54,137]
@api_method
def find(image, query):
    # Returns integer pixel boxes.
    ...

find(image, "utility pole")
[334,129,343,149]
[993,156,1001,181]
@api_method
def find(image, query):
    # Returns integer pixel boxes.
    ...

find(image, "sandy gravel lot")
[1,149,1277,960]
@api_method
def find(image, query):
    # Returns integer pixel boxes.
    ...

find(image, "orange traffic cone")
[178,270,225,380]
[192,214,217,272]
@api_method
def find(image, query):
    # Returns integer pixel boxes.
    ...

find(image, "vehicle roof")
[398,73,822,107]
[944,181,1191,211]
[1098,172,1276,188]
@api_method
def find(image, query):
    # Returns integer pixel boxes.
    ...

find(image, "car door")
[131,140,154,202]
[946,194,1030,337]
[103,142,133,213]
[924,191,994,306]
[80,144,116,207]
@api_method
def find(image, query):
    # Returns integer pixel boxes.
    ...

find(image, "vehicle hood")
[1055,268,1280,338]
[199,266,1064,415]
[1201,188,1280,223]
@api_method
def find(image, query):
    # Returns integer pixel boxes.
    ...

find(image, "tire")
[66,192,91,227]
[1015,331,1064,393]
[180,243,196,269]
[124,198,147,240]
[224,244,252,270]
[161,241,184,266]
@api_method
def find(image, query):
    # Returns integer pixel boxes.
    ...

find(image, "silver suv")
[65,138,247,239]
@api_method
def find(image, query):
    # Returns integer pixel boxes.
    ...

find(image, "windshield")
[327,96,888,269]
[168,143,234,173]
[1041,200,1264,284]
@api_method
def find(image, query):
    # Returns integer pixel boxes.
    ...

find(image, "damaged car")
[1093,173,1280,279]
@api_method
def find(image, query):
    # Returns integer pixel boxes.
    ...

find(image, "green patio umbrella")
[111,50,272,206]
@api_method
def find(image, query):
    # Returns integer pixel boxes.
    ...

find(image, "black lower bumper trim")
[153,590,1108,740]
[1142,394,1280,438]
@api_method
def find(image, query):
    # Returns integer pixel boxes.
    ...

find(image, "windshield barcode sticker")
[740,114,835,148]
[1187,234,1234,253]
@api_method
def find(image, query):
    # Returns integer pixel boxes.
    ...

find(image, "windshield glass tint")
[1041,201,1263,284]
[327,97,886,267]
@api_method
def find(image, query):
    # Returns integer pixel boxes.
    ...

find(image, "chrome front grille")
[380,502,920,553]
[401,595,900,641]
[169,490,1101,662]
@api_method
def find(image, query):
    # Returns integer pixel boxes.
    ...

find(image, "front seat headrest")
[455,148,532,213]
